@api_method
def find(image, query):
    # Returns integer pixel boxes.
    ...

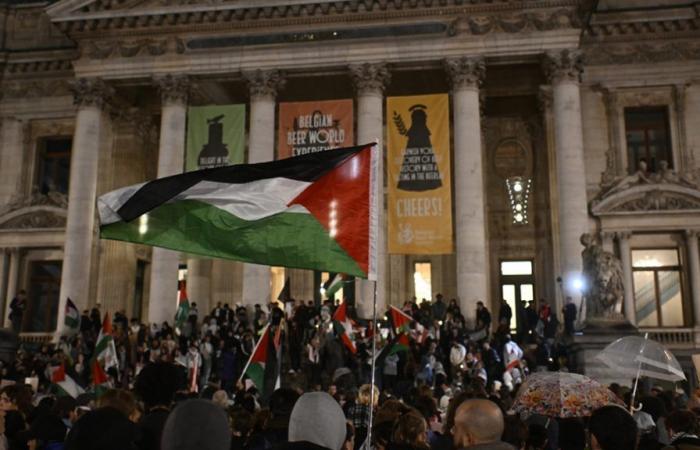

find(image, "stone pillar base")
[571,321,639,387]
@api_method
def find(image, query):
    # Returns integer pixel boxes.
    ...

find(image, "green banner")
[186,105,245,171]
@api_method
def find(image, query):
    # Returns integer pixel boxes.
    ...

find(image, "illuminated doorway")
[499,260,535,331]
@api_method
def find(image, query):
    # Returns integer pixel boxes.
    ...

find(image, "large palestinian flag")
[98,144,378,279]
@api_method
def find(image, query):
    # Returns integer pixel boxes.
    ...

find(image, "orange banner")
[387,94,453,254]
[277,99,354,159]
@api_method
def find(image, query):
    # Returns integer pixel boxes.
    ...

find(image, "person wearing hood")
[279,392,347,450]
[160,399,231,450]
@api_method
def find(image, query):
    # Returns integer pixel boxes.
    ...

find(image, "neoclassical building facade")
[1,0,700,349]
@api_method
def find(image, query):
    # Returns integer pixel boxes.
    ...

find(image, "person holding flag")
[239,323,282,402]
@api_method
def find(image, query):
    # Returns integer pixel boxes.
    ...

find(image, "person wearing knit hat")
[285,392,346,450]
[161,399,231,450]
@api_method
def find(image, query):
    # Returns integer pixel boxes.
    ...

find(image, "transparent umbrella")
[596,334,686,411]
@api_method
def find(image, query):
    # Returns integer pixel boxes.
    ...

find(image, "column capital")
[444,56,485,90]
[349,63,390,95]
[543,49,584,85]
[599,231,616,241]
[244,69,285,100]
[70,78,113,109]
[155,74,190,106]
[614,231,632,241]
[685,229,700,239]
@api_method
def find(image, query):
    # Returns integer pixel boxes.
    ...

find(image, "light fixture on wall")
[506,176,532,225]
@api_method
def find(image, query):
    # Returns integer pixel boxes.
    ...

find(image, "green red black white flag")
[98,144,378,280]
[332,301,356,354]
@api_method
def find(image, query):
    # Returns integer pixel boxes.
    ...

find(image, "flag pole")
[365,138,380,449]
[367,280,378,449]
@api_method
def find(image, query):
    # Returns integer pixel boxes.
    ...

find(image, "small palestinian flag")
[388,305,413,335]
[332,301,356,354]
[240,324,273,395]
[94,313,118,372]
[51,364,84,398]
[389,333,410,355]
[63,298,80,333]
[91,359,111,397]
[98,144,378,279]
[374,332,410,369]
[325,273,347,299]
[174,280,190,329]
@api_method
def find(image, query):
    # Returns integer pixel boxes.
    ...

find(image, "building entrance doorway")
[499,260,535,332]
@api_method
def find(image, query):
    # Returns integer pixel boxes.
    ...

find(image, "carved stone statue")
[580,233,625,320]
[652,160,697,188]
[603,160,653,196]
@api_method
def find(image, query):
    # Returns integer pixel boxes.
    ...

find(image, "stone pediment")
[0,190,68,230]
[591,184,700,215]
[0,206,67,230]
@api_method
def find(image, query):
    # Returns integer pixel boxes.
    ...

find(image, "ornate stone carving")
[614,190,700,212]
[349,63,390,94]
[448,8,581,36]
[543,49,584,84]
[82,37,186,60]
[70,78,113,108]
[598,160,697,200]
[443,57,485,90]
[581,233,625,320]
[3,188,68,215]
[243,70,285,99]
[537,86,552,114]
[155,74,190,105]
[6,59,74,75]
[0,211,67,229]
[584,41,700,66]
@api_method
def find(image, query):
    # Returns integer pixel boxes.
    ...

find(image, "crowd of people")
[0,293,698,450]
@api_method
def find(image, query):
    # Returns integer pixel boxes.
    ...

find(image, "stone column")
[148,75,189,326]
[56,79,111,333]
[241,70,285,308]
[685,230,700,332]
[187,258,212,315]
[350,63,390,318]
[444,57,488,324]
[615,232,635,324]
[3,248,19,326]
[0,117,25,205]
[543,50,589,313]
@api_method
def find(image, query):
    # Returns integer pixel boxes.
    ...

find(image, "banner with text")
[387,94,453,254]
[186,104,245,171]
[277,99,354,159]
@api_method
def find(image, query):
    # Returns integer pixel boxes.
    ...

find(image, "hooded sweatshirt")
[161,400,231,450]
[287,393,346,450]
